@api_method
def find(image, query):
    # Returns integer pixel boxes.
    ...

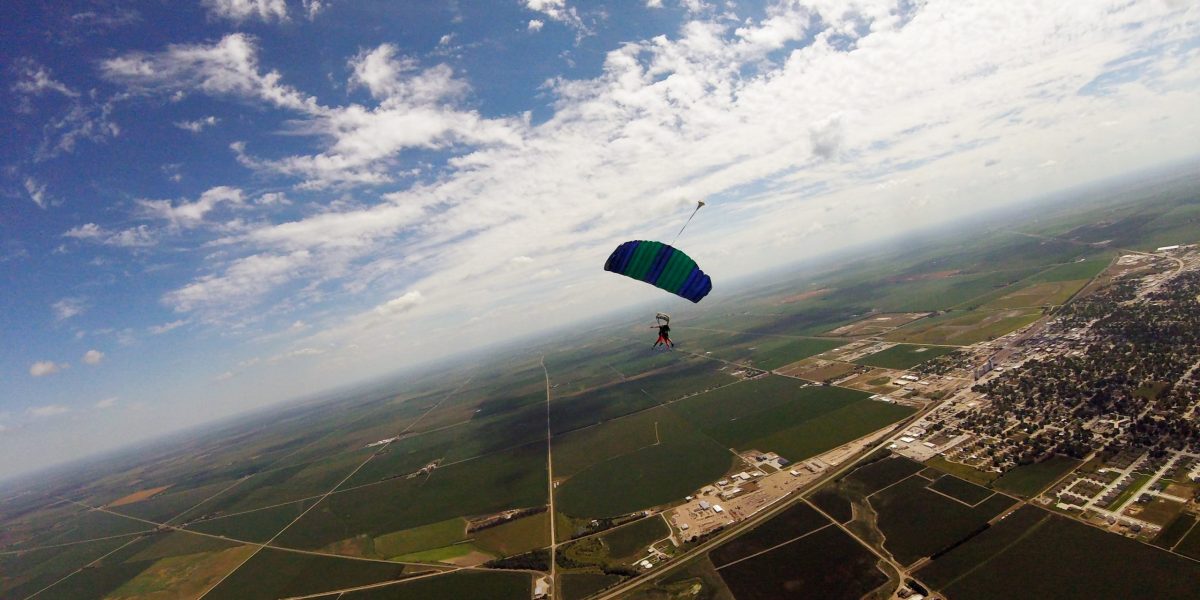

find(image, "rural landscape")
[3,172,1200,599]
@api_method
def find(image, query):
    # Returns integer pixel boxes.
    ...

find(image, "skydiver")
[652,319,674,350]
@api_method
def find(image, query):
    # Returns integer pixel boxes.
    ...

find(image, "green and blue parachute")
[604,240,712,303]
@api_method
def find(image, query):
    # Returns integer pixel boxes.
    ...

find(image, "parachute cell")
[604,240,712,303]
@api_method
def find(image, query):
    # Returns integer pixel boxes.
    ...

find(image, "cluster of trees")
[486,549,550,570]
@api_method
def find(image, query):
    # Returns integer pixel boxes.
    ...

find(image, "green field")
[918,505,1199,599]
[927,474,995,505]
[854,344,959,369]
[562,572,624,600]
[693,334,845,370]
[204,548,411,599]
[871,473,1015,566]
[672,376,912,461]
[1152,513,1196,549]
[0,535,137,599]
[992,455,1081,497]
[555,410,732,519]
[1174,519,1200,560]
[393,541,480,563]
[276,442,547,552]
[186,498,317,543]
[552,406,668,479]
[342,570,531,600]
[715,524,888,600]
[373,517,467,559]
[709,502,830,567]
[924,455,1000,486]
[601,515,669,559]
[473,512,549,557]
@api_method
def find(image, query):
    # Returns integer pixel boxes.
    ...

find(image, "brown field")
[840,368,904,394]
[775,288,832,304]
[444,551,493,566]
[825,313,929,337]
[107,486,173,508]
[886,308,1041,345]
[981,280,1089,309]
[107,545,257,600]
[1126,497,1186,527]
[776,359,861,383]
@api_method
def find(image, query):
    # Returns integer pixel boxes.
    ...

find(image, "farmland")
[853,343,959,369]
[918,506,1200,599]
[5,182,1199,599]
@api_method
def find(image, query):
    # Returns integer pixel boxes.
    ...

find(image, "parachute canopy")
[604,240,712,303]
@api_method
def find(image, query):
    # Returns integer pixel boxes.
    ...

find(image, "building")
[712,504,724,513]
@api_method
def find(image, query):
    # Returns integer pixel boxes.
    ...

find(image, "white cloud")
[24,177,53,209]
[202,0,288,23]
[27,405,70,418]
[12,60,77,98]
[64,223,157,247]
[175,116,219,132]
[374,291,423,316]
[257,192,291,206]
[149,320,187,334]
[83,349,104,365]
[101,33,319,113]
[95,397,118,409]
[528,19,545,32]
[29,361,66,377]
[645,0,663,8]
[523,0,588,37]
[301,0,328,20]
[53,298,85,320]
[138,186,245,229]
[438,33,456,46]
[163,250,311,314]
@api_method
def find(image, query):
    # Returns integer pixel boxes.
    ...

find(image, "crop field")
[918,505,1199,599]
[601,514,669,559]
[806,454,923,525]
[715,524,888,600]
[1152,513,1196,549]
[204,548,413,599]
[870,474,1015,566]
[45,507,158,544]
[668,376,913,463]
[0,535,135,598]
[107,544,258,600]
[709,502,830,567]
[776,358,860,383]
[626,554,734,600]
[555,411,732,519]
[371,517,467,559]
[472,511,549,557]
[276,442,547,553]
[887,307,1043,345]
[980,279,1089,309]
[927,474,995,505]
[825,312,928,337]
[1174,521,1200,560]
[689,334,845,370]
[186,498,318,543]
[337,570,531,599]
[552,406,667,478]
[853,343,958,369]
[991,455,1080,497]
[562,572,623,600]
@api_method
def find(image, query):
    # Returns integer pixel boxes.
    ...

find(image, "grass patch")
[925,455,1000,487]
[1105,472,1152,510]
[473,512,549,557]
[393,541,481,563]
[373,518,467,559]
[992,455,1080,497]
[601,515,669,560]
[854,344,958,370]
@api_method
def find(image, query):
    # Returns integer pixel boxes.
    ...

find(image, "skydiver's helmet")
[656,313,670,325]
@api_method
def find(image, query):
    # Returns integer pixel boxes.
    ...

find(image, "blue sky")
[2,0,1198,481]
